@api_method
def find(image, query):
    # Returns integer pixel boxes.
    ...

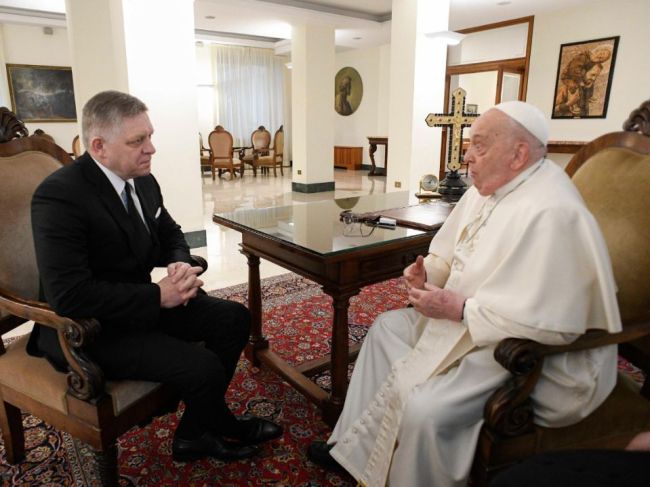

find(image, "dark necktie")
[122,183,152,259]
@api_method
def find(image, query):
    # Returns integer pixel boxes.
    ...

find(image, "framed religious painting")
[6,64,77,122]
[551,36,619,119]
[334,66,363,116]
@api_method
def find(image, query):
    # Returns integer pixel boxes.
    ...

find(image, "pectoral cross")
[425,87,479,199]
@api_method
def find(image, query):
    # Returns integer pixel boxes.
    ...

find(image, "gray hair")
[81,90,148,149]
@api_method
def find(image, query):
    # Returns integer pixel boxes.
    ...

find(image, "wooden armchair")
[241,125,271,176]
[199,132,213,179]
[71,134,82,158]
[208,125,244,179]
[32,128,55,144]
[470,100,650,485]
[0,109,207,485]
[254,125,284,177]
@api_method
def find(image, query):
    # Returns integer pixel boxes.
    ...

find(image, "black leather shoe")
[307,440,341,471]
[235,416,284,445]
[172,432,259,462]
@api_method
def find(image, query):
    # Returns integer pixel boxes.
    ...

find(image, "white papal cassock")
[328,159,622,487]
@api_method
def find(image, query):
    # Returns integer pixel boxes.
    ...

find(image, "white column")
[387,0,450,193]
[291,24,335,193]
[65,0,204,240]
[0,26,12,109]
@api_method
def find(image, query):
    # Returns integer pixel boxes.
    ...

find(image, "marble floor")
[189,166,386,290]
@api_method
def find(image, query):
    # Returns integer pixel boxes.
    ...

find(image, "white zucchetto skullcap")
[493,101,549,146]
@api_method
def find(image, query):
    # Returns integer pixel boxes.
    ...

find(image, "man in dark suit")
[28,90,282,462]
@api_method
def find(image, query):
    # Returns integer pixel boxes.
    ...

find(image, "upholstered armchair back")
[0,148,63,302]
[274,126,284,157]
[570,144,650,321]
[208,125,234,159]
[251,126,271,151]
[72,134,82,158]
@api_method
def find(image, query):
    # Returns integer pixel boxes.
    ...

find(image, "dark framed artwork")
[551,36,619,119]
[6,64,77,122]
[334,66,363,116]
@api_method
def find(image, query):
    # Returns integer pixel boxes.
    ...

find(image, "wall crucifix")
[425,87,479,200]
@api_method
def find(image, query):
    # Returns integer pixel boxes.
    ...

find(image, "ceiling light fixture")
[424,30,466,46]
[205,15,215,19]
[497,1,511,5]
[353,36,362,40]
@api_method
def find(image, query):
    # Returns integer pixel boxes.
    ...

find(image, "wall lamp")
[424,30,466,46]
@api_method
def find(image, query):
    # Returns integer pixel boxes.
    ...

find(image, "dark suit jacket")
[28,153,193,370]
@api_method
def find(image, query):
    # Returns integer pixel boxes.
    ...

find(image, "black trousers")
[89,293,251,438]
[491,449,650,487]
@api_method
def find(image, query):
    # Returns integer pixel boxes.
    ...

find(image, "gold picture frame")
[334,66,363,116]
[6,64,77,122]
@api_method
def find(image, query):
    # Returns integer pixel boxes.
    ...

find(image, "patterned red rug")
[0,273,410,486]
[1,273,645,486]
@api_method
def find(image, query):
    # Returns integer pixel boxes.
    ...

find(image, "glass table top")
[213,191,454,256]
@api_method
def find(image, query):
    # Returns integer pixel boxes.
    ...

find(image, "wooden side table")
[367,136,388,176]
[334,146,362,170]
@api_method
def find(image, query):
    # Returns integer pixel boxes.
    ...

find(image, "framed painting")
[6,64,77,122]
[551,36,619,119]
[334,66,363,116]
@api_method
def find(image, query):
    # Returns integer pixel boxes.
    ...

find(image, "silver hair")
[81,90,148,149]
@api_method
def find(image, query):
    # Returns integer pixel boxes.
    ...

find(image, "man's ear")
[510,142,530,171]
[88,136,105,156]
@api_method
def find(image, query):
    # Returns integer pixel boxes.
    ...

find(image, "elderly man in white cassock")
[307,101,622,486]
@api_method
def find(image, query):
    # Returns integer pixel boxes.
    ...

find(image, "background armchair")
[470,99,650,485]
[208,125,244,179]
[254,125,284,177]
[71,134,82,158]
[199,132,213,179]
[241,125,271,176]
[0,108,206,485]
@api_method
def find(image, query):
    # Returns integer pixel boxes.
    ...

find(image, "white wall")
[527,0,650,142]
[458,71,498,114]
[334,45,389,166]
[0,23,78,150]
[448,22,528,66]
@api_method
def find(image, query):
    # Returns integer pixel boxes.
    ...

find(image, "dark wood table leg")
[368,141,378,176]
[322,292,358,427]
[242,251,268,366]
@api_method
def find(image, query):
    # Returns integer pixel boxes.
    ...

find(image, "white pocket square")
[154,207,161,218]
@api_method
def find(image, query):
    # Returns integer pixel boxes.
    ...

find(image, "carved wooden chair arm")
[484,316,650,437]
[0,290,104,402]
[231,146,247,159]
[189,254,208,276]
[252,147,270,158]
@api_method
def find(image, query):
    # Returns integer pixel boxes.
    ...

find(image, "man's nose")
[463,146,474,163]
[145,139,156,154]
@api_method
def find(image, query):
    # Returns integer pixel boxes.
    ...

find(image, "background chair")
[0,108,207,485]
[470,99,650,485]
[208,125,244,179]
[71,134,82,158]
[241,125,271,176]
[254,125,284,177]
[199,132,214,179]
